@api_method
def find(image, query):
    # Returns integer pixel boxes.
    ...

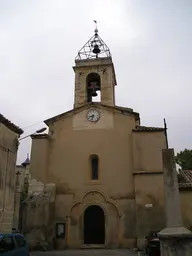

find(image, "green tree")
[175,149,192,170]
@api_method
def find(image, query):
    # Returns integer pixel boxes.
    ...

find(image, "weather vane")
[93,20,98,34]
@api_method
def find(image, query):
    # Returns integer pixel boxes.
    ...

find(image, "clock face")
[87,109,100,122]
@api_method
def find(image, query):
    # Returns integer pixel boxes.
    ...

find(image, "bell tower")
[73,23,117,108]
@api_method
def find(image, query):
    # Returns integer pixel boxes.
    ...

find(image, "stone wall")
[180,189,192,230]
[134,173,165,249]
[22,181,56,250]
[134,171,192,250]
[13,164,30,231]
[0,123,20,233]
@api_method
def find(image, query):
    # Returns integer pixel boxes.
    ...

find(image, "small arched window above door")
[90,155,99,180]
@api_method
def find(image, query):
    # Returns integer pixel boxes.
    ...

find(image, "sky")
[0,0,191,164]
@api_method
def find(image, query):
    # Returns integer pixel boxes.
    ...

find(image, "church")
[28,27,168,250]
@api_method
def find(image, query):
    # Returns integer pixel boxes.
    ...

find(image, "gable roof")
[0,113,23,135]
[133,125,165,132]
[44,103,140,125]
[178,170,192,189]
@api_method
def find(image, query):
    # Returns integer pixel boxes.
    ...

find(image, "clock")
[87,109,100,122]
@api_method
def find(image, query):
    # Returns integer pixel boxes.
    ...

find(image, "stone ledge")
[158,227,192,239]
[133,171,163,175]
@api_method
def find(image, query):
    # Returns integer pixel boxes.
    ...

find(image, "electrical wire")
[22,121,44,130]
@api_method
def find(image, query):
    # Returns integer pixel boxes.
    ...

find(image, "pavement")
[30,249,145,256]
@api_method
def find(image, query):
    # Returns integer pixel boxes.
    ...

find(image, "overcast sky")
[0,0,191,164]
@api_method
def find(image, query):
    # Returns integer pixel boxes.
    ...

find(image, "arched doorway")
[84,205,105,244]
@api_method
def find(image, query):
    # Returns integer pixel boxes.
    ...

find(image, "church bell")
[92,44,101,54]
[91,88,98,97]
[88,81,100,97]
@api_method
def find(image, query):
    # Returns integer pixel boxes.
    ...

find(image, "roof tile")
[133,125,165,132]
[178,170,192,189]
[179,170,192,183]
[0,114,23,135]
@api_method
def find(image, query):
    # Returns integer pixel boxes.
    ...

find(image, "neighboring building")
[13,156,30,231]
[0,113,23,233]
[178,170,192,230]
[17,158,56,251]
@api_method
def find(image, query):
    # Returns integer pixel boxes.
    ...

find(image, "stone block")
[159,232,192,256]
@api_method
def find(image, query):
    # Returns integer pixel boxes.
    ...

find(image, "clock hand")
[88,114,94,120]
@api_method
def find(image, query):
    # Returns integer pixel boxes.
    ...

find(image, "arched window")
[86,73,101,103]
[90,155,99,180]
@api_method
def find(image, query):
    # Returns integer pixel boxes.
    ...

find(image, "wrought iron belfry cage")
[75,24,111,60]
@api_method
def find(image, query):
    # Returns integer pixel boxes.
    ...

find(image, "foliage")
[175,149,192,170]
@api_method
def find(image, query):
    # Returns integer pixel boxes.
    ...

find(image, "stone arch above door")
[68,190,121,248]
[69,190,121,219]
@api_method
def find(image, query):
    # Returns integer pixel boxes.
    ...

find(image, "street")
[30,249,144,256]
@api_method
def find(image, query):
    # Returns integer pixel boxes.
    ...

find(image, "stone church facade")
[28,29,169,250]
